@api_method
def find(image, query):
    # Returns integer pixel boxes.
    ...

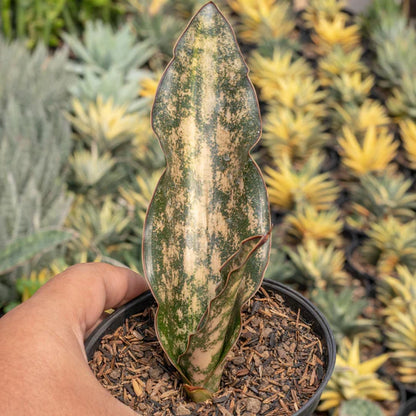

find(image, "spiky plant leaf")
[340,399,384,416]
[248,51,326,116]
[400,119,416,169]
[378,265,416,317]
[284,206,342,246]
[319,337,397,412]
[228,0,295,46]
[143,3,270,400]
[69,146,116,188]
[388,75,416,120]
[374,33,416,89]
[311,14,361,56]
[0,40,73,306]
[286,240,348,290]
[68,96,139,151]
[0,230,74,275]
[119,169,163,240]
[338,126,398,176]
[66,196,131,258]
[63,21,155,75]
[303,0,347,29]
[249,49,312,91]
[330,72,374,106]
[264,233,295,283]
[69,67,152,112]
[346,169,416,231]
[312,287,378,344]
[128,0,184,59]
[361,0,403,40]
[267,76,327,116]
[265,154,340,211]
[331,99,389,134]
[362,216,416,275]
[317,46,368,86]
[263,107,328,163]
[385,301,416,384]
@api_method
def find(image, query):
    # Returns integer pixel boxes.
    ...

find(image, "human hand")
[0,263,148,416]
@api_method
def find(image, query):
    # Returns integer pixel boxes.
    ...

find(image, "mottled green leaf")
[143,2,270,399]
[179,233,271,400]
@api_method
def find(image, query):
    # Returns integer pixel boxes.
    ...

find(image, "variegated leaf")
[143,1,270,399]
[179,233,271,400]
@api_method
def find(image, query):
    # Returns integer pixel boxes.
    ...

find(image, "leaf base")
[184,384,214,403]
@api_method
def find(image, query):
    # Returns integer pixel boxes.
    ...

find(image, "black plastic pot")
[398,396,416,416]
[85,279,336,416]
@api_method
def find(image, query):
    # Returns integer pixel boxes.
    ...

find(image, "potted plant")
[85,3,335,415]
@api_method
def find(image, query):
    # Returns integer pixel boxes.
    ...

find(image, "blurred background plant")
[0,0,126,49]
[0,39,75,309]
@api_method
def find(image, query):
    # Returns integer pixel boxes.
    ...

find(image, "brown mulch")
[89,287,327,416]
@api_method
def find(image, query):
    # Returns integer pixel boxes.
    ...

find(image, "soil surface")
[89,287,327,415]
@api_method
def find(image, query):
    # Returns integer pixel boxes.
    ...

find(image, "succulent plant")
[263,232,295,283]
[265,154,340,212]
[119,169,163,240]
[364,0,416,88]
[68,97,139,151]
[317,45,368,86]
[330,72,374,106]
[378,265,416,317]
[385,301,416,385]
[249,49,312,90]
[66,196,131,260]
[339,399,384,416]
[361,0,403,41]
[388,75,416,120]
[331,99,389,134]
[131,115,166,170]
[284,206,342,246]
[338,125,398,176]
[127,0,184,60]
[248,51,326,116]
[303,0,346,29]
[228,0,296,48]
[69,146,116,190]
[0,230,74,277]
[142,4,270,401]
[262,107,328,163]
[311,287,378,344]
[361,216,416,276]
[319,337,397,412]
[400,119,416,169]
[311,14,361,56]
[64,20,154,111]
[374,32,416,89]
[286,239,349,290]
[64,21,154,76]
[270,76,328,117]
[346,169,416,230]
[0,40,74,305]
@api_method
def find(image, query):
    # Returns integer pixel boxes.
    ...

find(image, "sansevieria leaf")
[143,2,270,401]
